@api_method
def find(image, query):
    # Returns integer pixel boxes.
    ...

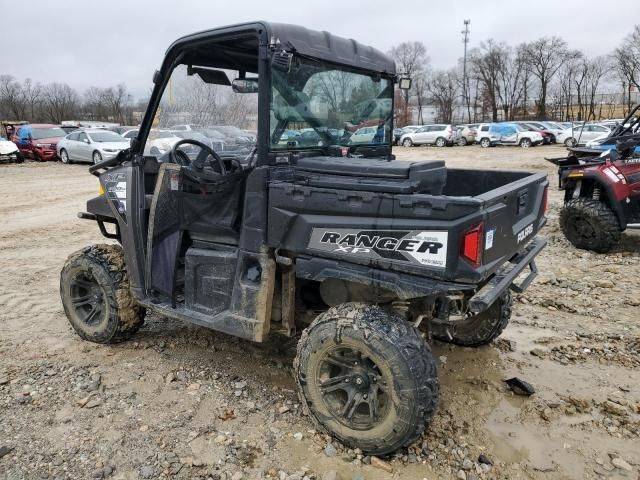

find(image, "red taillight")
[461,223,483,266]
[541,186,548,215]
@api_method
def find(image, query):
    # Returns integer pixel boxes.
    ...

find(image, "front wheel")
[480,138,490,148]
[435,137,446,147]
[60,244,145,343]
[520,138,532,148]
[402,138,413,147]
[59,149,70,164]
[295,303,438,455]
[92,151,103,164]
[432,292,512,347]
[560,198,622,253]
[458,137,468,146]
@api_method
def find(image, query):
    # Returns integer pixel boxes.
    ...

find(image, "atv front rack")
[468,238,546,313]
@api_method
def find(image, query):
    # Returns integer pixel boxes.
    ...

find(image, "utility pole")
[462,19,471,122]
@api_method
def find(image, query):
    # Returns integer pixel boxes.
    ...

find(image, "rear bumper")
[468,237,546,313]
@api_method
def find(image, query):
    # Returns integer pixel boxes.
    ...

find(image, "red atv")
[547,132,640,252]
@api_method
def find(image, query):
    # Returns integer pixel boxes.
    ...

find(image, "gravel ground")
[0,144,638,480]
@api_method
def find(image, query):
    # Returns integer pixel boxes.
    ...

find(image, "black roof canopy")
[164,21,396,75]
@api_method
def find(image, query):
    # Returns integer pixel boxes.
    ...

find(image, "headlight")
[102,148,118,153]
[35,143,48,148]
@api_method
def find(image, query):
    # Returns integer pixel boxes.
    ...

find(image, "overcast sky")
[3,0,639,98]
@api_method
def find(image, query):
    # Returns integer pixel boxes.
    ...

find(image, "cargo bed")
[267,157,548,285]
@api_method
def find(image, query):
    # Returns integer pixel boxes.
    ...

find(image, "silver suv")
[400,124,456,147]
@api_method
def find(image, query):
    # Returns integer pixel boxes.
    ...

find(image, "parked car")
[556,124,611,147]
[393,125,421,144]
[168,124,203,132]
[60,125,80,134]
[456,124,477,146]
[489,123,543,147]
[171,129,223,151]
[399,124,456,147]
[0,135,22,163]
[11,124,66,161]
[476,123,501,148]
[109,125,138,135]
[516,122,555,144]
[57,129,130,164]
[522,121,563,140]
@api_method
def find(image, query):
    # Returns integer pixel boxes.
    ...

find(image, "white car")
[57,129,130,164]
[476,123,501,148]
[168,124,203,132]
[0,136,21,163]
[349,126,378,145]
[556,124,611,147]
[122,129,183,156]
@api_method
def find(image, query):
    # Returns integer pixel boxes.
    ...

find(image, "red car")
[12,124,66,161]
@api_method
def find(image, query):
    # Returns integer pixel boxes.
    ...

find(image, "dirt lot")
[1,145,639,480]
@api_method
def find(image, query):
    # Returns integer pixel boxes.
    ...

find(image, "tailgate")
[478,172,548,274]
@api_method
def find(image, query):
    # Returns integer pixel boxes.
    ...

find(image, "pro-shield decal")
[103,172,127,221]
[308,228,448,268]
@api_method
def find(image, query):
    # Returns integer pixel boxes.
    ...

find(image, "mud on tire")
[60,244,145,343]
[433,292,512,347]
[294,303,438,455]
[560,198,622,253]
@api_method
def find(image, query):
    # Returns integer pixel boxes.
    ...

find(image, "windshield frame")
[269,55,395,153]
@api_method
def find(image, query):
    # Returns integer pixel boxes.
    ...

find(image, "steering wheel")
[170,139,228,181]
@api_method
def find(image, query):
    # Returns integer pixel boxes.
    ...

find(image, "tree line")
[390,25,640,125]
[0,75,145,125]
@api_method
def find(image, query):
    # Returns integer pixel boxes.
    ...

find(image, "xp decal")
[308,228,449,268]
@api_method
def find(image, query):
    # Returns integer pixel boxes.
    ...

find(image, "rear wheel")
[560,198,621,253]
[435,137,446,147]
[59,149,70,164]
[433,292,512,347]
[458,137,468,146]
[519,138,532,148]
[60,244,145,343]
[480,138,490,148]
[564,137,576,147]
[15,152,24,163]
[402,138,413,147]
[295,303,438,455]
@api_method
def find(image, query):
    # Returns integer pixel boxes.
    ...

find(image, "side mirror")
[84,138,90,144]
[398,77,412,90]
[231,78,259,94]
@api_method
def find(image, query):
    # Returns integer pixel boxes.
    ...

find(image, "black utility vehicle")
[60,22,547,455]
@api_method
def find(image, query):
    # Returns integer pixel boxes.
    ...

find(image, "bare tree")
[388,41,429,125]
[41,83,79,123]
[469,40,508,121]
[521,36,571,118]
[428,69,458,123]
[612,25,640,113]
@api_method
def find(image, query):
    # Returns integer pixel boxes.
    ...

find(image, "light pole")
[462,19,471,122]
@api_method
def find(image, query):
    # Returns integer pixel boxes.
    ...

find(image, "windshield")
[270,57,393,151]
[31,127,66,139]
[88,131,126,142]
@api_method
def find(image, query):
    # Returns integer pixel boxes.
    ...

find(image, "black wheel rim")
[567,214,597,243]
[69,272,105,327]
[316,347,390,430]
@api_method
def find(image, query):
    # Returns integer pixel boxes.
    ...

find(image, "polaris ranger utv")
[60,22,547,455]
